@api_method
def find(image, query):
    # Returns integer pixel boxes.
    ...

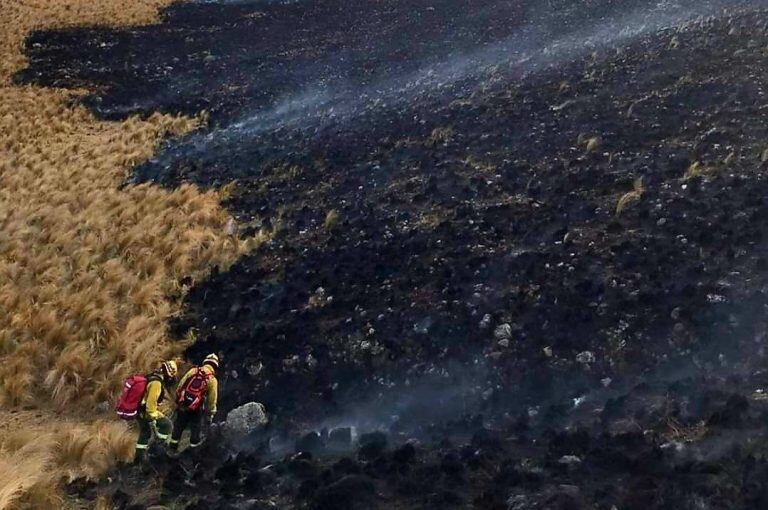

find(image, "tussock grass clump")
[324,209,340,230]
[0,420,134,507]
[0,0,261,505]
[426,126,454,146]
[577,133,602,154]
[683,160,718,180]
[462,154,496,173]
[94,496,116,510]
[0,443,53,509]
[616,177,645,216]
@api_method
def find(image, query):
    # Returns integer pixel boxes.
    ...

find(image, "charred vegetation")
[14,0,768,508]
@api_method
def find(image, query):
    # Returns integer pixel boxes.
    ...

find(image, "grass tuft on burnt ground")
[19,0,768,508]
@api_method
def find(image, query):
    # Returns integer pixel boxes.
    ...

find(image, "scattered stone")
[224,402,268,439]
[558,455,582,465]
[494,323,512,341]
[507,494,532,510]
[576,351,595,364]
[413,316,432,334]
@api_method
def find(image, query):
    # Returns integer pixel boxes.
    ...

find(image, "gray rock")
[558,455,582,465]
[246,361,263,377]
[224,402,268,439]
[507,494,531,510]
[575,351,595,364]
[494,323,512,341]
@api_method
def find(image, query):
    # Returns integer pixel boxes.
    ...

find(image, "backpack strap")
[146,372,163,383]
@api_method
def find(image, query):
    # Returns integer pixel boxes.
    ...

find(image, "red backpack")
[115,374,148,420]
[176,368,210,412]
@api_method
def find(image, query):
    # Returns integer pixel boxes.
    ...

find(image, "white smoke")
[143,0,767,172]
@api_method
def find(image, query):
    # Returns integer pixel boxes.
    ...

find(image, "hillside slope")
[16,1,768,509]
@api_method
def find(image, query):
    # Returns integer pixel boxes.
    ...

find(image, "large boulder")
[224,402,268,439]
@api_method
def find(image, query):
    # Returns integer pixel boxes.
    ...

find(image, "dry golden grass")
[462,154,497,173]
[426,126,454,146]
[615,177,645,216]
[93,496,114,510]
[577,133,602,154]
[324,209,340,230]
[0,1,262,506]
[683,160,719,180]
[0,441,52,509]
[0,420,135,508]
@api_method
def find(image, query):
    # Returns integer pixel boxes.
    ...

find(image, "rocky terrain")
[18,0,768,508]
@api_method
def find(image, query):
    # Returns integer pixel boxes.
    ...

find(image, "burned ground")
[18,0,768,508]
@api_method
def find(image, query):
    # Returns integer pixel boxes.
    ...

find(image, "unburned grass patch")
[0,0,260,505]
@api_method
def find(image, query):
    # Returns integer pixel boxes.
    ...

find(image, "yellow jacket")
[178,364,218,415]
[141,376,166,421]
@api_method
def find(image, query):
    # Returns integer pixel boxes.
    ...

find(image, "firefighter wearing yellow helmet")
[169,353,219,451]
[135,360,178,462]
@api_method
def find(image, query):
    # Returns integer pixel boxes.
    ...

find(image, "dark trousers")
[136,415,172,458]
[170,409,204,449]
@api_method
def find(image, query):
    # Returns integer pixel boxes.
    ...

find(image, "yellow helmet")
[203,353,219,370]
[161,360,178,380]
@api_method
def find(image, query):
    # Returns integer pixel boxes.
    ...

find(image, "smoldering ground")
[21,1,768,508]
[18,0,768,184]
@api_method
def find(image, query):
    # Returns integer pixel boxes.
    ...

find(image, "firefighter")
[169,353,219,452]
[135,360,178,463]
